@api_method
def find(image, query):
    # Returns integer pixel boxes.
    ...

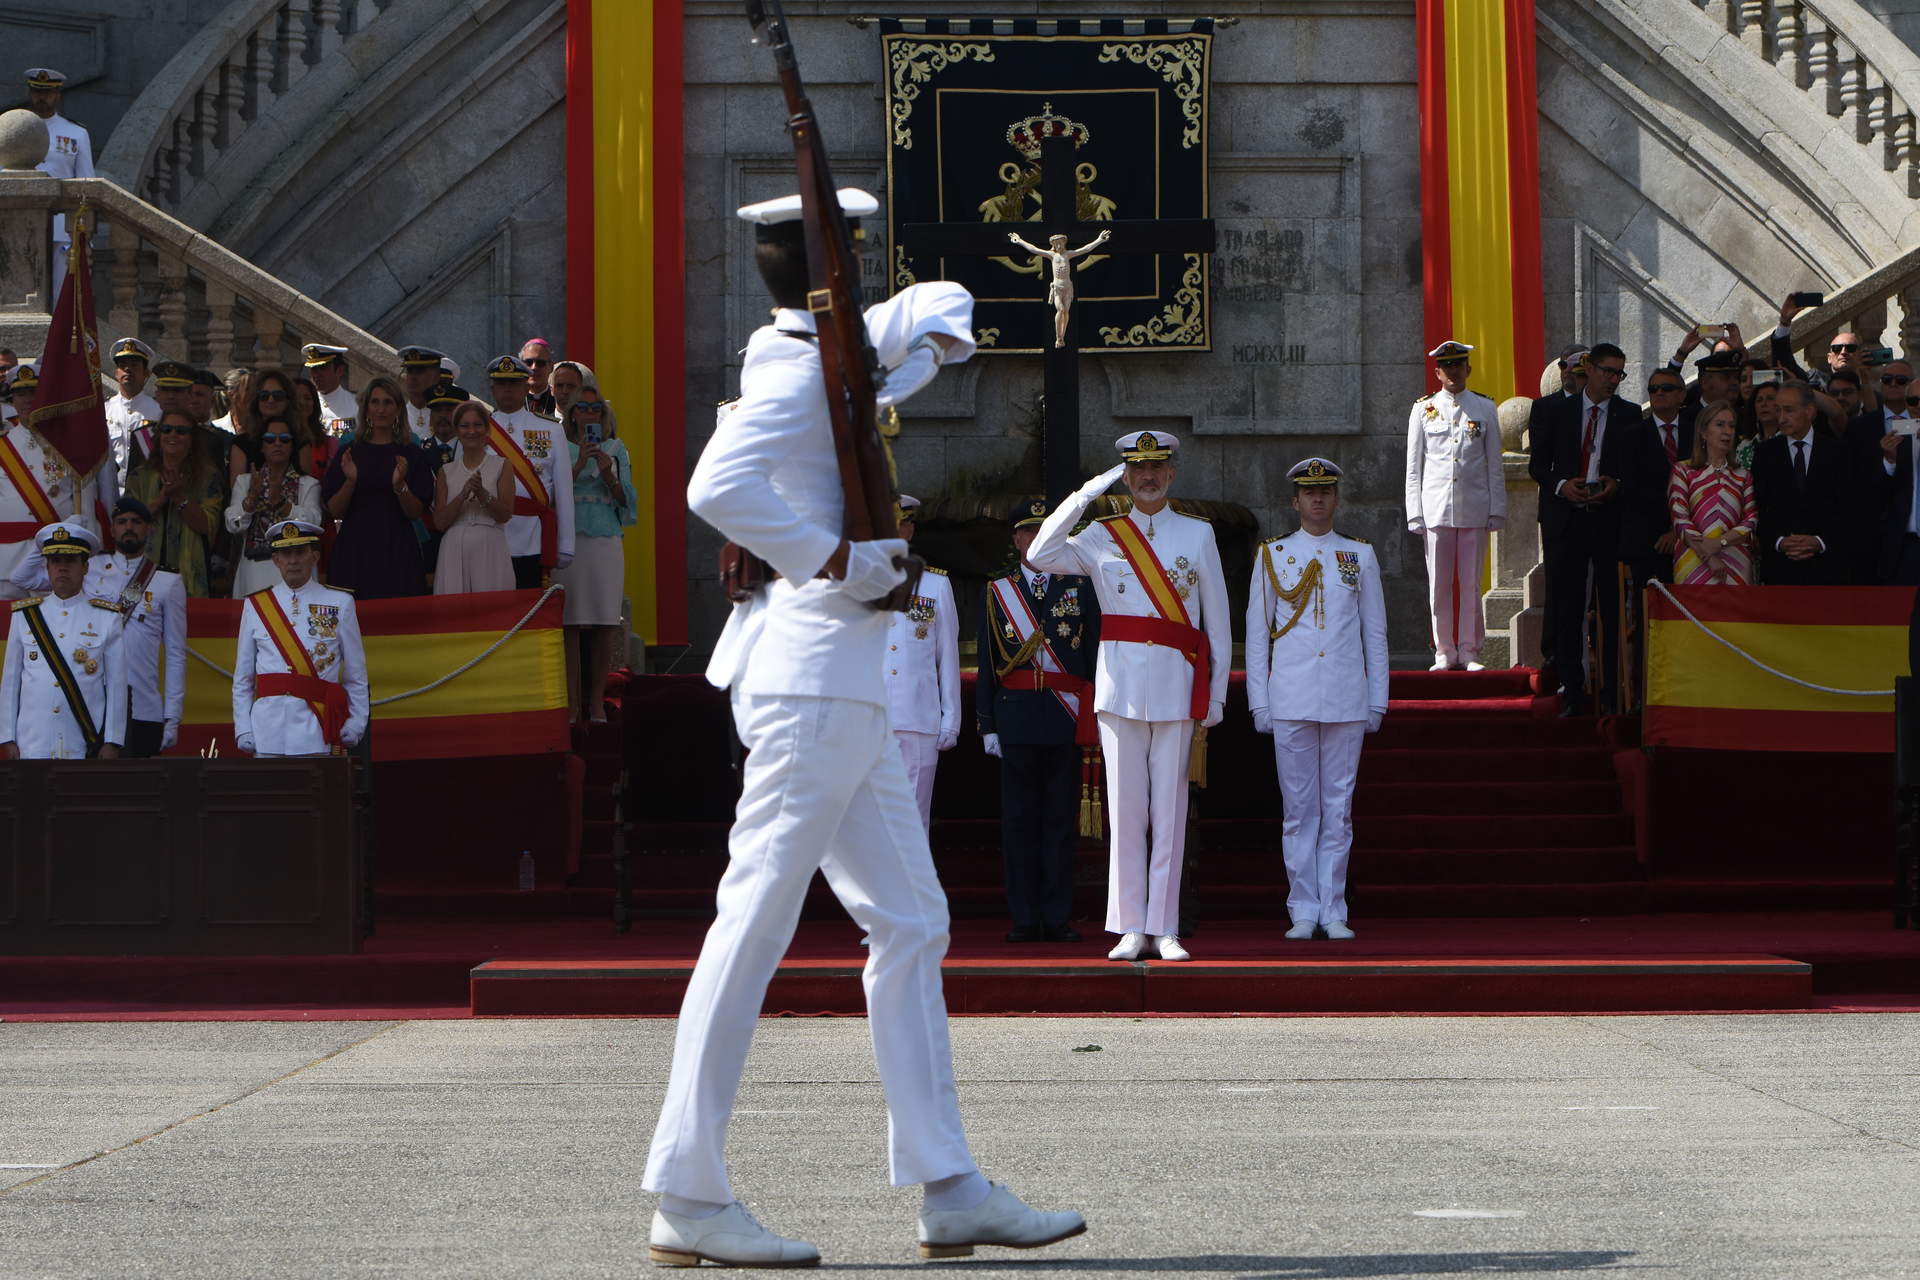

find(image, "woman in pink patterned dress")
[1667,401,1757,585]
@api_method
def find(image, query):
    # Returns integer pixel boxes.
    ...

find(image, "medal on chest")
[523,429,552,460]
[306,602,341,639]
[1335,550,1361,588]
[907,593,935,641]
[1173,555,1198,600]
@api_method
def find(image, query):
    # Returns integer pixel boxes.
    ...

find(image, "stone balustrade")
[0,174,394,386]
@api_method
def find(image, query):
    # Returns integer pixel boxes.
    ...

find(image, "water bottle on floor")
[518,850,536,892]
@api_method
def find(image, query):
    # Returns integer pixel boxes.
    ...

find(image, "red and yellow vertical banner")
[1418,0,1544,400]
[566,0,687,646]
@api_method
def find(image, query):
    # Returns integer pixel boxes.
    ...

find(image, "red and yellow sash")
[488,419,557,568]
[1102,514,1210,721]
[0,433,61,531]
[988,575,1096,746]
[249,588,348,747]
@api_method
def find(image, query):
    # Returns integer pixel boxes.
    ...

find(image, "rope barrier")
[184,584,565,706]
[1648,580,1894,697]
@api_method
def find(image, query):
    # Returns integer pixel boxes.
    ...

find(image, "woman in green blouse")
[126,410,225,597]
[553,387,637,724]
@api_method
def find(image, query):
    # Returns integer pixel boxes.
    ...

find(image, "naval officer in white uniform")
[302,344,358,434]
[883,494,961,830]
[231,520,368,757]
[0,380,119,601]
[484,353,576,588]
[1406,339,1504,670]
[1247,458,1389,940]
[1026,431,1231,963]
[0,523,125,760]
[644,187,1084,1271]
[105,338,161,476]
[25,68,93,302]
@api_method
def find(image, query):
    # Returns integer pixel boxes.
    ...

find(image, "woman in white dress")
[430,401,516,594]
[225,421,322,597]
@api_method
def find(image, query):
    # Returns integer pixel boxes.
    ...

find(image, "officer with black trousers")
[977,499,1101,943]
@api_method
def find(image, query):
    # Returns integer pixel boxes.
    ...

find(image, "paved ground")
[1,1015,1916,1278]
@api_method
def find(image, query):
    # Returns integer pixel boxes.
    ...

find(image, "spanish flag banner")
[1645,586,1905,753]
[1417,0,1544,398]
[565,0,687,646]
[0,589,569,761]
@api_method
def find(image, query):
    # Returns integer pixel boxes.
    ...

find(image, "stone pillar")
[1482,396,1546,669]
[0,109,55,354]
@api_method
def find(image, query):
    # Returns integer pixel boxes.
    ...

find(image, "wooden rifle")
[728,0,919,611]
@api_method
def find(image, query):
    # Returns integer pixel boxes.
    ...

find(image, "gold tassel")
[1187,725,1208,787]
[1079,745,1106,839]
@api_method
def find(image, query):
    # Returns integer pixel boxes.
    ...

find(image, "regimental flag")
[1417,0,1544,399]
[0,589,570,761]
[563,0,686,645]
[24,230,110,487]
[881,16,1213,354]
[1644,586,1905,753]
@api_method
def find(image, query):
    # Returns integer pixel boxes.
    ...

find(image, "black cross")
[899,134,1215,502]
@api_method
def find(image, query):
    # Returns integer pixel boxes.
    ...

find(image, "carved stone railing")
[0,175,394,384]
[97,0,398,211]
[1697,0,1920,198]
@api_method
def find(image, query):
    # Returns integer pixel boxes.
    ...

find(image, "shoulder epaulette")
[1095,513,1127,524]
[924,565,947,577]
[1343,533,1371,545]
[1414,393,1432,404]
[10,596,41,612]
[330,583,355,595]
[1262,534,1286,547]
[1184,510,1213,524]
[90,597,124,613]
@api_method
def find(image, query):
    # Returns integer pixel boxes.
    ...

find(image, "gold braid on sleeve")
[1262,545,1323,640]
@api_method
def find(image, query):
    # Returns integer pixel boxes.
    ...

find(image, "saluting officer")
[232,519,369,758]
[0,523,126,760]
[883,494,960,830]
[105,338,160,475]
[302,344,358,435]
[1406,340,1504,670]
[978,497,1100,944]
[1027,430,1231,963]
[486,354,576,588]
[1246,458,1389,941]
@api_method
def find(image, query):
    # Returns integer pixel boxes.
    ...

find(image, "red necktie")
[1580,406,1600,479]
[1662,423,1678,463]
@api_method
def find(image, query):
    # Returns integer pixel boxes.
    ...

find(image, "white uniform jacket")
[105,391,160,476]
[0,424,118,589]
[231,581,370,755]
[492,405,577,567]
[883,566,960,739]
[1245,529,1389,725]
[89,552,187,727]
[319,385,358,431]
[0,591,127,756]
[1405,388,1506,530]
[38,112,94,245]
[690,282,977,707]
[1026,472,1231,724]
[406,401,433,443]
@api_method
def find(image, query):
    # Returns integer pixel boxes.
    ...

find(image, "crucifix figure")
[1007,229,1112,348]
[901,130,1214,501]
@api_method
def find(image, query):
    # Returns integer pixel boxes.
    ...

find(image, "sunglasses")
[1650,383,1684,393]
[1831,343,1860,353]
[1882,375,1912,385]
[156,424,193,435]
[261,432,296,443]
[256,388,289,402]
[575,401,605,412]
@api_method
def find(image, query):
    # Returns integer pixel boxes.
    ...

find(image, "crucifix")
[899,131,1215,502]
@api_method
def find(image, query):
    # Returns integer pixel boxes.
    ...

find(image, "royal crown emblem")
[1137,433,1159,451]
[1307,460,1327,478]
[1005,103,1090,159]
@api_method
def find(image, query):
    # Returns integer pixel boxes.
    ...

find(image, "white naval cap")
[1428,340,1474,362]
[36,522,97,557]
[1288,456,1343,487]
[397,345,445,370]
[266,519,324,548]
[736,188,879,226]
[441,356,462,382]
[302,343,349,367]
[1115,429,1178,461]
[25,68,66,90]
[110,337,154,365]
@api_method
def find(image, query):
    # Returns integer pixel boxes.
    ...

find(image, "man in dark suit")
[1618,369,1697,588]
[1535,343,1641,716]
[1753,383,1853,585]
[1842,360,1916,581]
[977,499,1101,943]
[1527,345,1588,686]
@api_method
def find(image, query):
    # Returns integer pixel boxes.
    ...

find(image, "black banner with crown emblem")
[880,17,1213,355]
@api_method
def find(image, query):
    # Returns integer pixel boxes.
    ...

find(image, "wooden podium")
[0,757,366,955]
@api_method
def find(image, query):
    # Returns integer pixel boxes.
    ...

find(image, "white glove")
[1252,709,1272,735]
[235,734,255,755]
[833,538,910,599]
[1367,709,1384,734]
[982,732,1002,758]
[1202,700,1223,729]
[1084,462,1127,495]
[1488,516,1506,533]
[876,340,942,410]
[161,720,179,750]
[936,730,958,752]
[555,553,573,570]
[1408,521,1427,536]
[341,728,363,747]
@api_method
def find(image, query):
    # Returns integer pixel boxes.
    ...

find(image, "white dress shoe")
[1107,931,1146,961]
[649,1201,820,1268]
[1463,659,1486,671]
[918,1182,1088,1259]
[1322,920,1356,940]
[1284,920,1317,940]
[1428,657,1451,671]
[1155,934,1190,961]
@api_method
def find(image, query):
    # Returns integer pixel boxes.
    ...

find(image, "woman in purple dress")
[322,375,434,598]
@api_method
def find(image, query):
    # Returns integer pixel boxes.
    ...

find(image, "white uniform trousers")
[1273,719,1367,925]
[1097,711,1194,937]
[893,729,938,832]
[643,691,976,1203]
[1423,526,1488,664]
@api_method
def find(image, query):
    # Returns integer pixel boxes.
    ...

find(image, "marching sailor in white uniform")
[882,494,961,830]
[1247,457,1389,940]
[0,523,125,759]
[644,187,1083,1270]
[1026,430,1231,963]
[231,520,368,758]
[1405,339,1504,670]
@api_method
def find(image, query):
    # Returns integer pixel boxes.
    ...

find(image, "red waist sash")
[1100,614,1211,721]
[255,673,349,746]
[999,668,1098,746]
